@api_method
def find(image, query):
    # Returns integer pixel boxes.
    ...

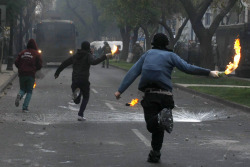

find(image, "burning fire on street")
[33,82,37,89]
[126,98,139,107]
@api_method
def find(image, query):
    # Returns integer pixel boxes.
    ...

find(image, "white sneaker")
[22,109,29,113]
[77,116,86,121]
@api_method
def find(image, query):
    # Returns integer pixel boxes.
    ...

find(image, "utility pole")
[19,7,23,52]
[6,18,13,71]
[0,5,6,72]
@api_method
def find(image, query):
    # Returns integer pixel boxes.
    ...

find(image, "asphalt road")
[0,65,250,167]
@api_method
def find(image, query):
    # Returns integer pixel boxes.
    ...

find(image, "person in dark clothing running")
[102,41,111,68]
[15,39,43,112]
[54,41,112,121]
[114,33,219,163]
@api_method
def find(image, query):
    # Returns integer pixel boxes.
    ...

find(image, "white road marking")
[105,103,116,110]
[91,88,98,94]
[132,129,150,147]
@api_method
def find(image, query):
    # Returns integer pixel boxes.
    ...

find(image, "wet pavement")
[0,65,250,166]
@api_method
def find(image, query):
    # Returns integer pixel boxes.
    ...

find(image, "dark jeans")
[18,76,35,110]
[71,80,90,117]
[141,93,174,151]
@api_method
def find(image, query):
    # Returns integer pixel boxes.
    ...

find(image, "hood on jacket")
[81,41,90,52]
[74,49,90,59]
[27,39,38,50]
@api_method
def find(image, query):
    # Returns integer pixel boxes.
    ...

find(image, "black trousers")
[71,80,90,117]
[141,93,174,151]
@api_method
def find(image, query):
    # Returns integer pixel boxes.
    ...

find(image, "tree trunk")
[145,35,151,51]
[199,37,214,69]
[120,26,131,60]
[131,27,139,48]
[7,19,14,71]
[140,24,158,51]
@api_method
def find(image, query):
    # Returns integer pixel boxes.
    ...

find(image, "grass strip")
[189,87,250,107]
[109,60,134,70]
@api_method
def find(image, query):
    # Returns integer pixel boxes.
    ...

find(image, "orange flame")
[225,38,241,75]
[33,82,36,88]
[111,45,118,55]
[129,98,139,106]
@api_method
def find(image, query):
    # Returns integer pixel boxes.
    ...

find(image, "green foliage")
[109,60,133,70]
[157,0,186,17]
[95,0,160,28]
[189,87,250,107]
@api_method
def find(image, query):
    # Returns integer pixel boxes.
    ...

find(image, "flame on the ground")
[225,38,241,75]
[129,98,139,106]
[33,82,36,88]
[111,45,118,55]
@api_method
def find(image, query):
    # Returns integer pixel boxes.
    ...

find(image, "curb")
[173,83,250,112]
[109,64,129,72]
[0,72,18,93]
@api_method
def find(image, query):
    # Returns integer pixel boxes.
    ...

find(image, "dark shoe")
[15,94,21,107]
[158,108,173,133]
[147,150,161,163]
[77,116,86,121]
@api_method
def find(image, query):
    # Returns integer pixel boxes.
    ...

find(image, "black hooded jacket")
[55,49,106,82]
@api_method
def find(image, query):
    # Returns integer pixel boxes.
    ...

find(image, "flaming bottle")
[224,38,241,75]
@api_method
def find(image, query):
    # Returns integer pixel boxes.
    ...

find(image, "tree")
[3,0,25,70]
[95,0,140,60]
[179,0,238,69]
[132,0,160,50]
[55,0,108,41]
[3,0,53,70]
[156,0,189,49]
[14,0,54,52]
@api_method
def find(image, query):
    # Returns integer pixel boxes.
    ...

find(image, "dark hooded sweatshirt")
[55,49,106,82]
[15,39,42,78]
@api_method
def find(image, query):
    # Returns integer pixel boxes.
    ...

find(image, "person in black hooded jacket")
[54,41,112,121]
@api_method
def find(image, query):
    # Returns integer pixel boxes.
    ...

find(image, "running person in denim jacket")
[114,33,219,163]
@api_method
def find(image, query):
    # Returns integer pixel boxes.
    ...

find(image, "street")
[0,65,250,167]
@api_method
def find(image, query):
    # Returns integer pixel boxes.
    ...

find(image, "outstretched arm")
[88,53,107,65]
[115,53,147,99]
[171,53,218,77]
[54,57,73,78]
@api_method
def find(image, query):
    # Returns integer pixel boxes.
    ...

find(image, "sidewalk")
[0,64,17,94]
[176,83,250,88]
